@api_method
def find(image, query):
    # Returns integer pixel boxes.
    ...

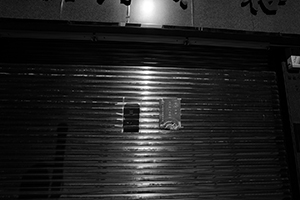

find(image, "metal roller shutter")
[0,38,292,199]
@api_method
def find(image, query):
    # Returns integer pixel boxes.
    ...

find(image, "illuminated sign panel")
[130,0,192,26]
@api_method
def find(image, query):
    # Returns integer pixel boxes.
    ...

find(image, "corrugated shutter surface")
[0,39,291,199]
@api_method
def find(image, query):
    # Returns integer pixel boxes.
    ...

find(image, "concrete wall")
[0,0,300,34]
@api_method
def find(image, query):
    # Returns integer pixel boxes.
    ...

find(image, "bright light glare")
[141,86,151,90]
[141,80,150,85]
[141,0,154,18]
[141,66,151,70]
[141,70,152,75]
[141,75,152,80]
[141,91,150,95]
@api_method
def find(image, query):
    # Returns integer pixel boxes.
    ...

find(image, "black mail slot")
[123,103,140,132]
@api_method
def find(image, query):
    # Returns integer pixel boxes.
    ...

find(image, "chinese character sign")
[241,0,287,15]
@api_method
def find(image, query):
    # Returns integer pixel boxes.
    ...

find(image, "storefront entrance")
[0,36,293,199]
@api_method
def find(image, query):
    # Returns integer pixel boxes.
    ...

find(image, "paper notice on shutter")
[159,98,182,130]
